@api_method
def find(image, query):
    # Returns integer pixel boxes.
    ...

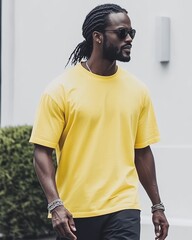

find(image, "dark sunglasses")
[104,28,136,40]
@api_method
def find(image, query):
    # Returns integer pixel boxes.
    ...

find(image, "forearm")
[33,144,59,203]
[135,146,161,205]
[33,144,77,238]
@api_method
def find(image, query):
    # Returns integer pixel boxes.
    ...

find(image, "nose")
[125,33,133,42]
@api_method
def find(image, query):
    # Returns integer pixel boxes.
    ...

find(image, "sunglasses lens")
[118,29,135,39]
[119,29,127,39]
[130,29,136,39]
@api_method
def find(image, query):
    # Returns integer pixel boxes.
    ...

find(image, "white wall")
[1,0,192,238]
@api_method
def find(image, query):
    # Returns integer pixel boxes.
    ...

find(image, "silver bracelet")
[151,202,165,213]
[47,199,64,212]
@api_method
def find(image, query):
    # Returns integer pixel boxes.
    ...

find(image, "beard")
[102,37,131,62]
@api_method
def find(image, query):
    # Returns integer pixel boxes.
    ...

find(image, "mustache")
[121,44,132,50]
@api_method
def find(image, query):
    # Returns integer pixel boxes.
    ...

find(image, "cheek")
[106,40,120,51]
[104,36,119,47]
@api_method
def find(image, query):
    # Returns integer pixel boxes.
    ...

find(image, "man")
[30,3,169,240]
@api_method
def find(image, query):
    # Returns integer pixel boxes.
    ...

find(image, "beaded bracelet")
[47,199,64,213]
[151,202,165,213]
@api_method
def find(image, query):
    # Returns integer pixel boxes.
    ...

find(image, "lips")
[122,44,132,50]
[121,44,132,56]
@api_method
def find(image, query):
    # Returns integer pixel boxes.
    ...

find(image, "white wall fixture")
[156,16,171,63]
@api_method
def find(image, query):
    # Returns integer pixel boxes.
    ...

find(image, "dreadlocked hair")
[66,3,127,66]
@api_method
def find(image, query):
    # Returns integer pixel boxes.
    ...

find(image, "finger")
[53,219,66,237]
[154,223,160,239]
[62,220,77,240]
[52,217,76,239]
[68,214,76,232]
[158,223,169,240]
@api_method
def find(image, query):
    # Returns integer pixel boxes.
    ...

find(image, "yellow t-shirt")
[30,63,160,218]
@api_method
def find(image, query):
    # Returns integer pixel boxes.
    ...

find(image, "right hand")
[51,205,77,240]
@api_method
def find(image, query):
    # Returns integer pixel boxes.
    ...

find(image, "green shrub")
[0,125,55,239]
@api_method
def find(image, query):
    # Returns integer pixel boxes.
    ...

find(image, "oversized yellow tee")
[30,63,160,217]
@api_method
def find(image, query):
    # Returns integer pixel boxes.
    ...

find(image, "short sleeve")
[29,94,65,148]
[134,92,160,149]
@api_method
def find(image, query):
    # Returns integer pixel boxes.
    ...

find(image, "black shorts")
[57,209,140,240]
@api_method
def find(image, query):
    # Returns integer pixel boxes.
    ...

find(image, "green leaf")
[0,125,55,239]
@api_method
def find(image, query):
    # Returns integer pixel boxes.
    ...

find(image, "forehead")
[106,12,131,28]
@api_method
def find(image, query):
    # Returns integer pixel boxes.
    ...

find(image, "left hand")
[152,210,169,240]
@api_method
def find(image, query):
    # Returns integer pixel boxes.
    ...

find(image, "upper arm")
[135,145,152,161]
[134,146,156,178]
[33,144,54,163]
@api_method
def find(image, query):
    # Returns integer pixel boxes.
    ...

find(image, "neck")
[84,59,117,76]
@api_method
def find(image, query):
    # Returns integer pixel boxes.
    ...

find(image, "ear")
[92,31,102,44]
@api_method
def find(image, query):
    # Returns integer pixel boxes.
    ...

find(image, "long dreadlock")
[66,4,127,66]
